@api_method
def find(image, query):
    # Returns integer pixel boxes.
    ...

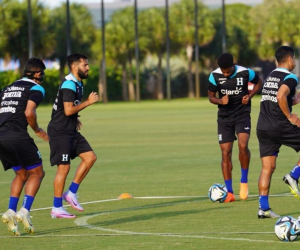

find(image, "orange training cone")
[118,193,133,199]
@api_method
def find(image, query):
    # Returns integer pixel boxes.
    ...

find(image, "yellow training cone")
[118,193,133,199]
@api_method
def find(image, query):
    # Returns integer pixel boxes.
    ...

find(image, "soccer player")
[257,45,300,218]
[0,58,48,236]
[208,53,262,202]
[48,53,98,219]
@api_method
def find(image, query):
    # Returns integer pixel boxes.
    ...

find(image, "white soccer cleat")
[16,207,35,234]
[63,191,84,211]
[257,208,280,219]
[283,174,300,199]
[51,207,76,219]
[2,209,20,236]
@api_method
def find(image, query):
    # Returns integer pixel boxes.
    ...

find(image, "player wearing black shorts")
[0,58,49,236]
[48,54,99,219]
[208,53,262,202]
[257,46,300,219]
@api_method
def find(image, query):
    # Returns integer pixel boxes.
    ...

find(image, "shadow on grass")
[34,197,236,235]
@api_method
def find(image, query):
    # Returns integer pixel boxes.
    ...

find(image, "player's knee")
[88,153,97,167]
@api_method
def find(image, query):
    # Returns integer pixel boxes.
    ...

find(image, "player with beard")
[48,54,99,218]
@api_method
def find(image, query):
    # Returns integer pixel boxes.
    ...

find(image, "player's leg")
[258,155,280,218]
[281,128,300,198]
[235,114,251,200]
[217,117,236,202]
[49,137,75,218]
[63,151,97,211]
[63,134,97,211]
[0,141,28,236]
[2,167,27,236]
[256,129,280,218]
[51,164,76,218]
[237,133,250,200]
[220,142,235,202]
[16,164,45,234]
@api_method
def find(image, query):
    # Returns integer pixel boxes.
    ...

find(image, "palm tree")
[171,0,215,98]
[0,0,55,73]
[48,3,96,80]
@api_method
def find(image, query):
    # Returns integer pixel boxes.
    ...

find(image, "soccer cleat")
[2,209,20,236]
[224,192,235,203]
[51,207,76,219]
[257,208,280,219]
[283,174,300,199]
[63,191,84,212]
[239,183,248,200]
[16,207,34,234]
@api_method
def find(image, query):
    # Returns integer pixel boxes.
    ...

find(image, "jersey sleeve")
[29,85,45,106]
[248,69,259,84]
[61,80,76,102]
[208,73,218,92]
[283,74,298,90]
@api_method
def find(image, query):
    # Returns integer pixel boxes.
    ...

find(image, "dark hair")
[24,58,46,72]
[217,53,234,69]
[275,46,294,64]
[67,53,88,69]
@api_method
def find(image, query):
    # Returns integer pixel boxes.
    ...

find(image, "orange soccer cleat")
[239,183,249,200]
[224,192,235,203]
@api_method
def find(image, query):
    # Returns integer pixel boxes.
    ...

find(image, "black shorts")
[49,132,93,166]
[217,114,251,144]
[0,138,42,171]
[257,128,300,157]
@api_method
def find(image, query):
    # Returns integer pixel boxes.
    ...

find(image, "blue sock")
[8,197,19,212]
[53,197,63,208]
[241,168,249,183]
[259,195,269,210]
[225,179,233,193]
[22,195,34,211]
[69,182,79,194]
[290,165,300,180]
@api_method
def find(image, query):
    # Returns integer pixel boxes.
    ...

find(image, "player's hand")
[35,128,49,142]
[76,118,82,131]
[219,94,229,105]
[242,95,250,105]
[87,92,99,105]
[288,113,300,127]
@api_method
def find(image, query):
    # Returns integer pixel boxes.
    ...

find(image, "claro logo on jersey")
[221,87,242,95]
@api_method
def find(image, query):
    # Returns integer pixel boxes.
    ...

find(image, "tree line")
[0,0,299,102]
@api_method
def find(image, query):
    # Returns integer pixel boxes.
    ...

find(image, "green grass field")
[1,97,300,249]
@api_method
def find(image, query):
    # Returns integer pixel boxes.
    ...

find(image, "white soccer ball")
[208,183,228,203]
[274,216,300,241]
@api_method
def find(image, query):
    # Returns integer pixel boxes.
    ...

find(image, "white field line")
[0,195,296,243]
[74,201,294,244]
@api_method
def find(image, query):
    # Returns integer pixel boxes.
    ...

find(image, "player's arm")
[242,70,263,104]
[277,84,300,126]
[25,100,49,141]
[63,92,99,116]
[208,91,228,105]
[249,77,263,99]
[207,72,228,105]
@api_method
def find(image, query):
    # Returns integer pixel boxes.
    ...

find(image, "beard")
[78,68,89,79]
